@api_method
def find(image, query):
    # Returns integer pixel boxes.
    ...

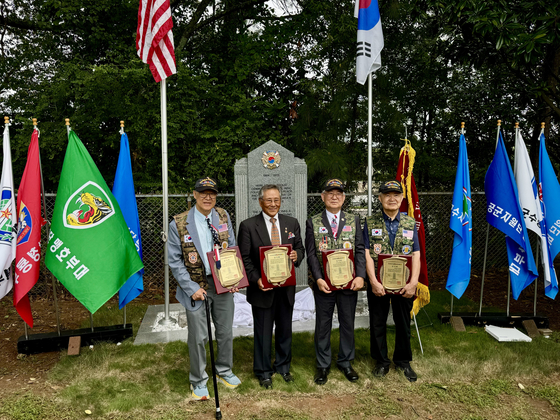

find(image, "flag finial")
[120,121,125,135]
[515,122,519,129]
[497,119,502,127]
[65,118,70,126]
[32,118,37,126]
[4,116,9,125]
[461,122,465,129]
[541,122,545,129]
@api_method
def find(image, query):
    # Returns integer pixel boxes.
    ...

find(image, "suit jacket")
[238,213,305,309]
[305,210,366,294]
[168,207,236,312]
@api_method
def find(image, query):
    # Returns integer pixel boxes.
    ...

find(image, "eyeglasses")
[198,192,217,199]
[261,199,281,205]
[325,192,344,198]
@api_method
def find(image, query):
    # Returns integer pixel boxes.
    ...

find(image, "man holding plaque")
[168,177,241,400]
[363,180,420,382]
[238,185,305,389]
[305,179,366,385]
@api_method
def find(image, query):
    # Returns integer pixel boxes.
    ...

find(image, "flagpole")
[159,79,175,326]
[367,73,373,216]
[479,120,501,316]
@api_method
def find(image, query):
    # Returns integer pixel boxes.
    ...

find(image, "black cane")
[205,297,222,419]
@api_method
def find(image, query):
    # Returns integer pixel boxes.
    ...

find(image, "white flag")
[0,123,16,299]
[355,0,384,85]
[513,130,555,293]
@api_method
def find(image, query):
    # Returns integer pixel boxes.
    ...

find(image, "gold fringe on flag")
[399,138,416,217]
[412,282,430,317]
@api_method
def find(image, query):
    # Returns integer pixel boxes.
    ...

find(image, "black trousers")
[251,288,293,379]
[367,290,413,367]
[313,285,357,369]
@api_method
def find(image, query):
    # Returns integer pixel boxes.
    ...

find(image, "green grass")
[2,290,560,419]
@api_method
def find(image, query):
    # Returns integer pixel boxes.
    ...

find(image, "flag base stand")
[16,324,133,355]
[438,312,548,329]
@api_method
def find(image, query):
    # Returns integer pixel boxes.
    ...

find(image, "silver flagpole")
[159,79,175,326]
[367,73,372,216]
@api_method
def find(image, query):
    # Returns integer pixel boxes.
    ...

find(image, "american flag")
[136,0,177,83]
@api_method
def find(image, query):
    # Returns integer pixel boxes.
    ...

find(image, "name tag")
[372,229,382,236]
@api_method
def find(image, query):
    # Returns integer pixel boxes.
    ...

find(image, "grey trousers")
[184,277,235,387]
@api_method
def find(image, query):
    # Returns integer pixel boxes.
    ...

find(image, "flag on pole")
[0,122,16,300]
[514,130,557,299]
[446,133,472,299]
[45,131,144,313]
[112,132,144,309]
[396,139,430,315]
[13,129,45,327]
[485,131,537,300]
[355,0,384,85]
[538,132,560,299]
[136,0,177,83]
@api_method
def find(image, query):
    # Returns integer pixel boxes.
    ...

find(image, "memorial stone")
[235,140,308,285]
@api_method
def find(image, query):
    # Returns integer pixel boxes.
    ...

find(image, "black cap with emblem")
[194,177,219,193]
[379,180,403,194]
[323,178,345,192]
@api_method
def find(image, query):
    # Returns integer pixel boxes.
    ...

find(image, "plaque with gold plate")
[376,254,412,294]
[206,246,249,294]
[321,249,355,291]
[259,244,296,288]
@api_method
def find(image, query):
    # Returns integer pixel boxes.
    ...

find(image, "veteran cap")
[323,179,345,192]
[379,180,403,194]
[194,177,219,193]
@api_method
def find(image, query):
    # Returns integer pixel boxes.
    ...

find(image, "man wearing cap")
[238,184,305,389]
[168,177,241,400]
[363,180,420,382]
[305,179,366,385]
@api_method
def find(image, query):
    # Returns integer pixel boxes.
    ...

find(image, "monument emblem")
[262,151,281,170]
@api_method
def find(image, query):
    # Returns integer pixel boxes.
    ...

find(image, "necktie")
[270,217,281,245]
[331,215,338,239]
[207,218,221,268]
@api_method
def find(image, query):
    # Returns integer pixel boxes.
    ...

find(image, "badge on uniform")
[288,232,295,239]
[188,252,198,263]
[402,245,411,255]
[218,223,228,233]
[319,227,328,234]
[372,229,382,236]
[319,236,328,251]
[402,229,414,239]
[184,235,192,243]
[343,241,352,249]
[222,241,228,250]
[373,244,382,254]
[342,225,352,232]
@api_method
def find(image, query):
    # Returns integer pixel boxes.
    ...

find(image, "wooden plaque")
[259,244,296,289]
[321,248,355,291]
[206,246,249,294]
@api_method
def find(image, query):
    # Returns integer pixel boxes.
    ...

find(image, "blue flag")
[446,134,472,299]
[485,132,537,300]
[538,133,560,299]
[113,133,144,308]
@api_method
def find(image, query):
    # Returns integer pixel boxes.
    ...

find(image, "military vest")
[364,212,416,263]
[173,207,230,290]
[309,211,358,286]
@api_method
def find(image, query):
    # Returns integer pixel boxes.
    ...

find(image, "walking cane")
[205,298,222,419]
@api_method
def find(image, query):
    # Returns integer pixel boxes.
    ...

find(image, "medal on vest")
[402,245,412,255]
[319,236,328,251]
[373,243,382,254]
[188,252,198,263]
[222,241,228,250]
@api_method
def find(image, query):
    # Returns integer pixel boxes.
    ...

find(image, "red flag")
[136,0,177,82]
[13,129,45,327]
[396,140,430,315]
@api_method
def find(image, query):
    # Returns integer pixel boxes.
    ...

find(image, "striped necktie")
[331,215,338,239]
[270,217,281,245]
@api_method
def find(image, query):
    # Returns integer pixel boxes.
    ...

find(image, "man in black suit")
[305,179,366,385]
[238,184,305,389]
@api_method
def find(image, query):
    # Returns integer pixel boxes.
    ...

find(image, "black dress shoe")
[259,377,273,389]
[373,364,390,378]
[314,368,329,385]
[396,365,417,382]
[277,372,294,382]
[338,365,359,382]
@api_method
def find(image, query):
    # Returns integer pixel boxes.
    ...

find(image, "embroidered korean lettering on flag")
[0,123,16,300]
[485,132,537,300]
[538,132,560,299]
[112,132,144,309]
[446,133,472,299]
[14,129,46,327]
[514,130,557,299]
[45,131,144,313]
[355,0,384,85]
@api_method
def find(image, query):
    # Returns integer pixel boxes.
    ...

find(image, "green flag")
[46,131,143,313]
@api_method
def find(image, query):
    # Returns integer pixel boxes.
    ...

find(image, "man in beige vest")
[168,177,241,400]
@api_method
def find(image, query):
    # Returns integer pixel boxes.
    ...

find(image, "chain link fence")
[33,192,508,301]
